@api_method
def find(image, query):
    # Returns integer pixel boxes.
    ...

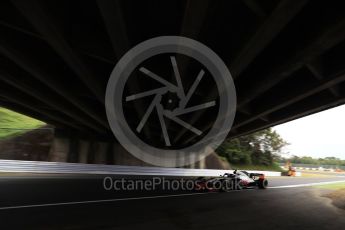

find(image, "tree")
[216,128,288,166]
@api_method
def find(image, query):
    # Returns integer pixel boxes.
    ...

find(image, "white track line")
[0,192,209,211]
[269,180,345,189]
[2,181,345,210]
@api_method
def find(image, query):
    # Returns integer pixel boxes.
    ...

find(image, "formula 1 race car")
[223,170,268,190]
[195,170,268,192]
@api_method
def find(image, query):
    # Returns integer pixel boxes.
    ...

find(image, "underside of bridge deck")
[1,0,345,147]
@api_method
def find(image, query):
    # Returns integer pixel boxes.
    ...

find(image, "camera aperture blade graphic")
[126,56,216,147]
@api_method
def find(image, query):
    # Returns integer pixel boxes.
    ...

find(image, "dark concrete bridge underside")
[1,0,345,148]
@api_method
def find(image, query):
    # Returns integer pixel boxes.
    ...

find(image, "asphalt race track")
[1,173,345,229]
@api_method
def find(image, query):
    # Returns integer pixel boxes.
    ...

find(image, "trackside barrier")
[295,172,302,176]
[0,159,283,177]
[246,170,282,177]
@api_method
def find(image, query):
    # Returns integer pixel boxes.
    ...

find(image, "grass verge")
[0,107,45,140]
[299,173,331,178]
[314,182,345,190]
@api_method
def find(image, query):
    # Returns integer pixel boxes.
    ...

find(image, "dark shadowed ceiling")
[1,0,345,146]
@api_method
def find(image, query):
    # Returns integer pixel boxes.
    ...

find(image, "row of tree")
[216,128,288,166]
[279,156,345,166]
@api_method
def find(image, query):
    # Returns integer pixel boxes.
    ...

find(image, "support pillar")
[48,137,69,162]
[78,140,90,163]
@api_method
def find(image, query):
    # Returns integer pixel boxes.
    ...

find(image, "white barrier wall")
[246,170,282,177]
[0,159,286,177]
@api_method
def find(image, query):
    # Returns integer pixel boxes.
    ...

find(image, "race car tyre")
[258,179,268,189]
